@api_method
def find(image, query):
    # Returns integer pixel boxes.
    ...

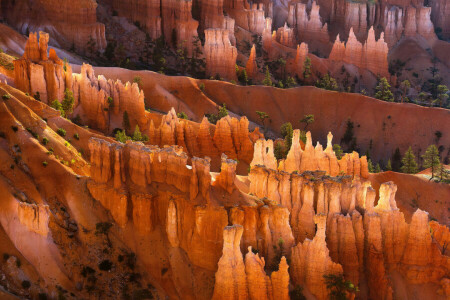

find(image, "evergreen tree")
[386,159,392,171]
[61,89,74,117]
[300,114,315,130]
[374,77,394,102]
[303,57,311,79]
[315,73,338,91]
[256,111,270,130]
[437,164,449,182]
[422,145,441,179]
[263,66,273,86]
[368,159,374,173]
[375,163,382,173]
[391,147,402,171]
[123,111,130,131]
[323,274,359,300]
[434,85,449,107]
[115,130,131,143]
[281,122,293,154]
[50,99,63,115]
[400,147,419,174]
[132,125,143,141]
[333,144,343,159]
[400,80,411,103]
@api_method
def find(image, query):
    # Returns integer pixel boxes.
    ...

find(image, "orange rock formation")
[204,29,238,80]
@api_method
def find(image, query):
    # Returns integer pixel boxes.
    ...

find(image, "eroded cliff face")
[204,29,238,80]
[329,27,389,78]
[1,0,106,54]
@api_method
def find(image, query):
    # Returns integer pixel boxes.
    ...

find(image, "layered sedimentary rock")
[204,29,238,79]
[290,214,343,300]
[431,0,450,39]
[161,0,199,55]
[276,23,296,48]
[214,154,237,194]
[287,1,330,54]
[149,111,259,164]
[17,202,50,236]
[246,45,258,79]
[224,2,266,35]
[1,0,106,53]
[108,0,162,39]
[252,131,369,178]
[293,43,309,79]
[196,0,236,44]
[329,27,389,77]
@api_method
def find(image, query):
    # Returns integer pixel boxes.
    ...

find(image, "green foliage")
[51,99,64,115]
[401,147,419,174]
[132,125,149,142]
[300,114,314,130]
[206,104,228,124]
[256,111,270,129]
[61,89,74,117]
[199,83,205,91]
[263,66,273,86]
[374,77,394,102]
[2,94,11,100]
[107,96,114,108]
[42,161,48,167]
[303,57,311,79]
[274,141,285,160]
[269,238,285,271]
[315,73,338,91]
[73,133,80,140]
[284,76,297,88]
[386,159,392,171]
[433,85,449,107]
[368,159,374,173]
[236,65,248,85]
[422,145,440,179]
[34,92,41,101]
[299,131,307,144]
[122,111,130,131]
[57,128,66,137]
[333,144,343,159]
[400,80,411,103]
[281,122,293,153]
[115,130,131,143]
[177,112,188,119]
[42,137,49,145]
[323,274,359,300]
[375,163,382,173]
[437,164,450,183]
[133,76,143,88]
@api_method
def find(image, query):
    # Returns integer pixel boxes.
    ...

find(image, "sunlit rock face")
[1,0,106,54]
[204,28,238,80]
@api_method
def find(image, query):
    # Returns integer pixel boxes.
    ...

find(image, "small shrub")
[177,112,188,119]
[42,137,49,145]
[73,133,80,140]
[81,266,96,278]
[3,253,10,261]
[2,94,11,100]
[11,126,18,132]
[199,83,205,91]
[98,259,113,271]
[57,128,66,137]
[42,161,48,167]
[16,258,21,268]
[21,280,31,289]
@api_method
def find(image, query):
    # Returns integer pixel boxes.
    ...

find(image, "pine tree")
[50,99,63,115]
[122,111,130,131]
[333,144,343,159]
[263,66,273,86]
[256,111,270,132]
[400,146,419,174]
[368,159,374,173]
[375,163,381,173]
[303,57,311,79]
[61,89,74,117]
[422,145,440,179]
[391,148,402,171]
[300,114,315,130]
[315,74,338,91]
[132,125,143,141]
[281,122,293,153]
[374,77,394,102]
[386,159,392,171]
[437,164,449,182]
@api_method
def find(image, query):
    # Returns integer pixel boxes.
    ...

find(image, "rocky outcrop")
[275,23,295,48]
[288,1,329,49]
[290,214,343,300]
[108,0,162,39]
[2,0,106,54]
[17,202,50,236]
[253,131,369,178]
[246,45,258,79]
[204,29,238,80]
[211,225,248,300]
[292,43,309,79]
[225,2,266,35]
[214,154,237,194]
[329,27,389,77]
[431,0,450,39]
[161,0,199,56]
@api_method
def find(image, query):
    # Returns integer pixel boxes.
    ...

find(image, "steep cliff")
[204,29,238,80]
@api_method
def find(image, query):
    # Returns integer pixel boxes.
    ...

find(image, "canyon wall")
[204,29,238,80]
[1,0,106,54]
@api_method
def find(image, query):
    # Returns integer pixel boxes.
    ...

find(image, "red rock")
[204,29,238,80]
